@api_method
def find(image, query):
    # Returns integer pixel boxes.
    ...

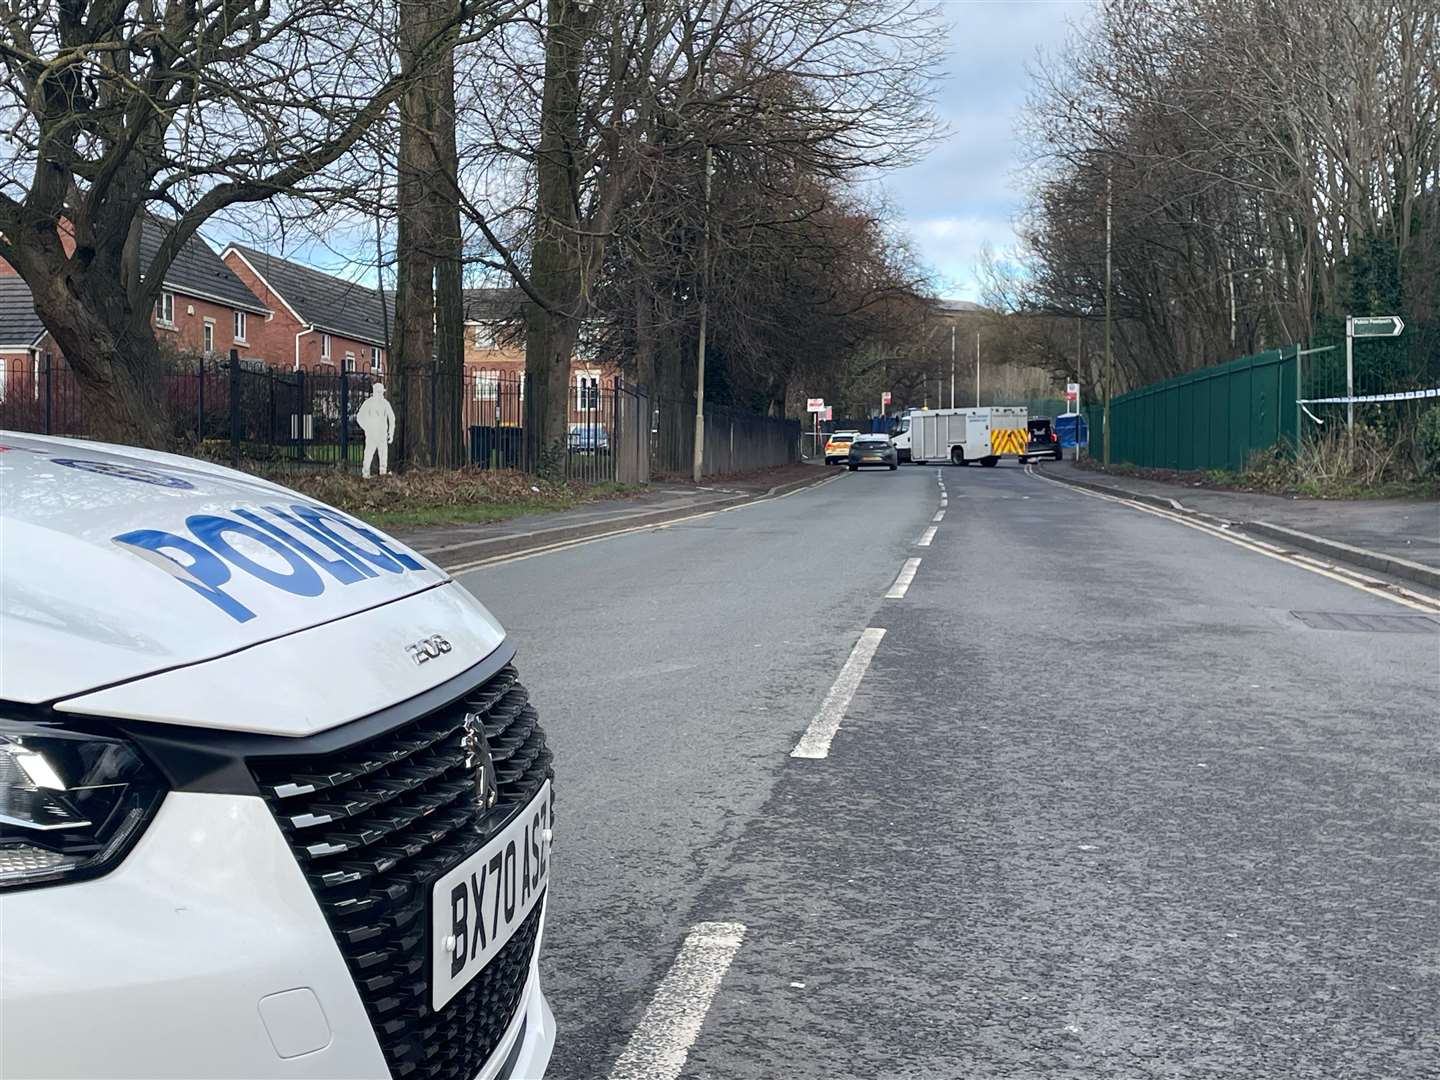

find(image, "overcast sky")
[217,1,1096,297]
[885,0,1095,302]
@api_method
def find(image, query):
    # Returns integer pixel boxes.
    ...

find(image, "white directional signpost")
[1065,383,1080,458]
[1345,316,1405,429]
[806,398,826,459]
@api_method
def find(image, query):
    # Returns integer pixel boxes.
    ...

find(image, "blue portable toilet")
[1054,412,1088,449]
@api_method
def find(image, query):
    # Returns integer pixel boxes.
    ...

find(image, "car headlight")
[0,720,167,890]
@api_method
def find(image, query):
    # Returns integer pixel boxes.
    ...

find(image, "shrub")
[1417,406,1440,475]
[1294,424,1401,489]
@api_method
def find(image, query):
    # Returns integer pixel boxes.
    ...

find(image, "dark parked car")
[567,423,610,452]
[1024,417,1062,461]
[847,434,898,471]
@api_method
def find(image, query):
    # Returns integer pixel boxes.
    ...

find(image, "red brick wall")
[223,251,387,374]
[154,292,265,362]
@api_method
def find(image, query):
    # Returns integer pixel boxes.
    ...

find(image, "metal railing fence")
[1,355,797,483]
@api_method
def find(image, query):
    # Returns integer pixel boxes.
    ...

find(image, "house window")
[343,352,356,373]
[233,311,247,343]
[202,320,214,353]
[473,371,499,400]
[321,333,331,361]
[472,323,497,349]
[155,291,175,326]
[576,372,600,411]
[370,346,382,373]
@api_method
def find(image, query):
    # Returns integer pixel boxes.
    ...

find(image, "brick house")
[222,245,391,374]
[0,277,48,400]
[461,287,613,428]
[0,218,269,397]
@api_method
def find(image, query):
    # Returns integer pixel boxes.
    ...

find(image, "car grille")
[251,663,554,1079]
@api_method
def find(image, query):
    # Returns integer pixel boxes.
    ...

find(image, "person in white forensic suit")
[357,382,396,478]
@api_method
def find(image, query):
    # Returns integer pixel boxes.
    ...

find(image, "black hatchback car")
[848,434,898,470]
[1025,417,1063,461]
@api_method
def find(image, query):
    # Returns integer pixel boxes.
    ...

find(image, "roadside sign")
[806,398,826,413]
[1344,315,1406,430]
[1348,316,1404,339]
[1065,382,1079,402]
[822,406,833,420]
[881,391,892,407]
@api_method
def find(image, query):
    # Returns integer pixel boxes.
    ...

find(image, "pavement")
[1040,459,1440,587]
[453,459,1440,1079]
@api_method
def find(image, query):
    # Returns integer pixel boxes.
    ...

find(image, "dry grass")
[242,465,637,527]
[1081,428,1440,500]
[1241,426,1439,498]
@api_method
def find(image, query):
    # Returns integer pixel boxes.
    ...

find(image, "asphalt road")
[456,461,1440,1079]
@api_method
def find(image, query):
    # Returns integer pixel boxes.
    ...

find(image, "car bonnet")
[1,433,452,704]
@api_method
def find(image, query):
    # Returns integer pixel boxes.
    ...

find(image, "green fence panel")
[1163,389,1179,469]
[1253,357,1279,460]
[1176,381,1194,471]
[1207,376,1226,469]
[1099,346,1299,472]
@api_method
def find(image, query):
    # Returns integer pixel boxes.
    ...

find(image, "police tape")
[1297,387,1440,405]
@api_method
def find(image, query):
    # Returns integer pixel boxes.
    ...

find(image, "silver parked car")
[847,433,898,470]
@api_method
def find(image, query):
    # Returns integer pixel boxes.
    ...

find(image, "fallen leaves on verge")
[248,466,588,516]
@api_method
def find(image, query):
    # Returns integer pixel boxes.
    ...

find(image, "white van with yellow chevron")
[902,406,1029,467]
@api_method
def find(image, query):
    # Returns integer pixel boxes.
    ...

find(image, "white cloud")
[906,215,1021,299]
[885,0,1096,299]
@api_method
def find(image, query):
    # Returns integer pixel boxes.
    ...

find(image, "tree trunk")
[523,298,581,475]
[394,0,444,470]
[433,40,465,469]
[6,211,169,447]
[26,252,168,447]
[526,0,590,477]
[633,279,657,392]
[394,137,436,470]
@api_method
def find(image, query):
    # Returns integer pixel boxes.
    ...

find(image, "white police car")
[0,432,555,1079]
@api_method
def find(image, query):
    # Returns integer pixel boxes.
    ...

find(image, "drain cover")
[1291,610,1440,634]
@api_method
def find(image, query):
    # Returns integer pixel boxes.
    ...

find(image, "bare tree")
[0,0,500,444]
[1015,0,1439,393]
[448,0,944,469]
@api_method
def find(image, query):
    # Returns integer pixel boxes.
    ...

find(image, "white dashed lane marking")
[608,922,747,1080]
[885,557,922,599]
[791,628,887,760]
[917,526,937,547]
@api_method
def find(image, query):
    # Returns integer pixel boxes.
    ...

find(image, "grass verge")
[242,465,642,528]
[1077,456,1440,500]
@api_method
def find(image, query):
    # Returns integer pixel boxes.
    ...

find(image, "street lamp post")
[692,145,713,483]
[1103,167,1113,466]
